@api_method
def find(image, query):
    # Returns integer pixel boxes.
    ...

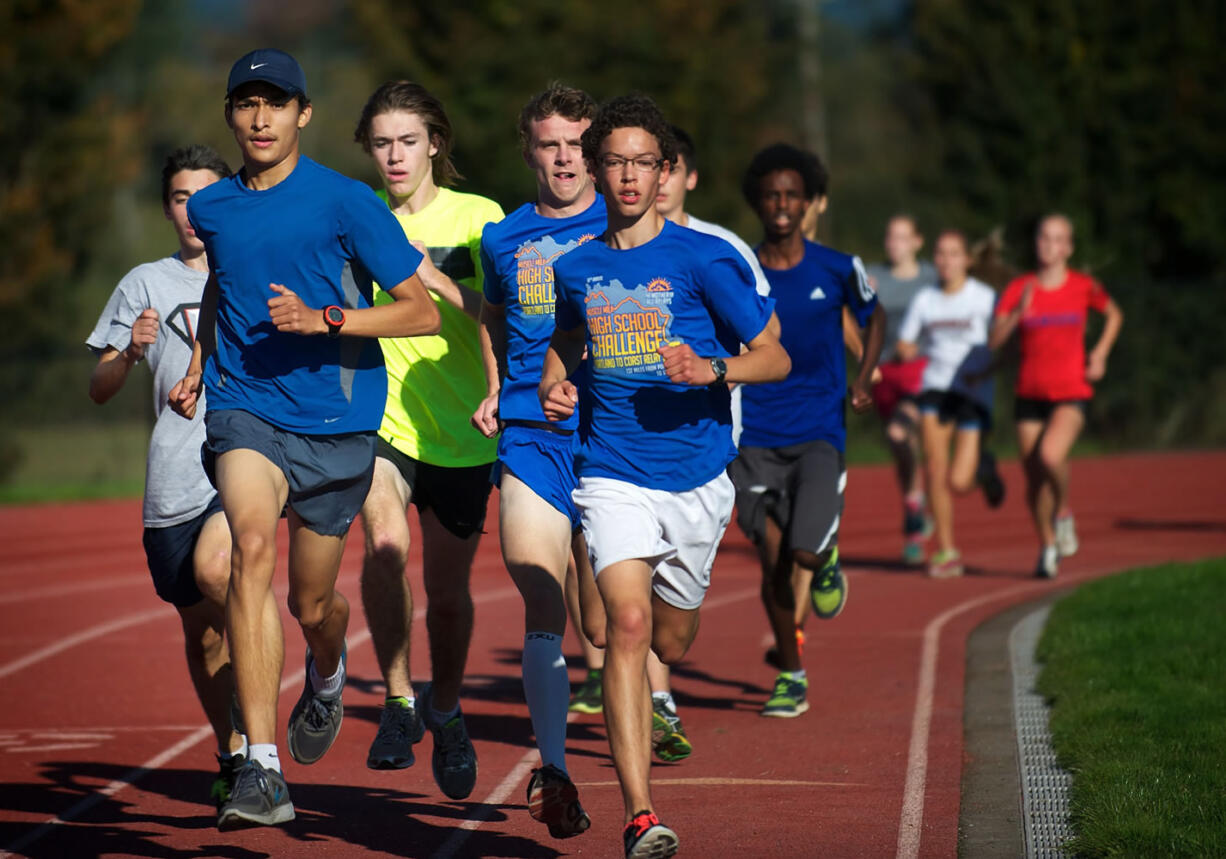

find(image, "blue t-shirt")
[188,156,423,435]
[480,196,606,429]
[554,219,775,491]
[739,240,878,451]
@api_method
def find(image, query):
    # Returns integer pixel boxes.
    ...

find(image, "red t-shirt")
[996,270,1111,401]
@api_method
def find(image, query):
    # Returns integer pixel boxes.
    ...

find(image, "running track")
[1,452,1223,858]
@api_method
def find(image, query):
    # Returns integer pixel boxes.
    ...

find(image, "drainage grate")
[1010,606,1074,858]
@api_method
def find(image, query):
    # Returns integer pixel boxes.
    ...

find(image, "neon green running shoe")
[760,672,809,718]
[650,699,692,762]
[568,668,603,715]
[810,546,847,619]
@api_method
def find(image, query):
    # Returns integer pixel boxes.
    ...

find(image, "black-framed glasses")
[599,154,664,172]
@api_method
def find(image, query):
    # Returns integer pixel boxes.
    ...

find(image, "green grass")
[1036,558,1226,857]
[0,422,146,504]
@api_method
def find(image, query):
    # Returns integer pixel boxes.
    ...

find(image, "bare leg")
[1038,405,1085,518]
[285,514,350,678]
[759,517,801,671]
[360,459,415,698]
[886,400,923,497]
[1016,420,1053,546]
[948,427,982,496]
[921,413,957,554]
[420,509,480,713]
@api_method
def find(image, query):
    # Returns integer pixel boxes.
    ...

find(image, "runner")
[541,94,789,858]
[471,83,604,838]
[990,213,1123,578]
[87,145,257,818]
[896,230,999,578]
[352,81,502,800]
[866,215,938,564]
[648,122,772,762]
[169,49,439,830]
[729,143,884,718]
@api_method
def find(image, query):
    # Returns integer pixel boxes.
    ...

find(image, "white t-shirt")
[898,277,996,407]
[682,215,770,447]
[86,255,215,528]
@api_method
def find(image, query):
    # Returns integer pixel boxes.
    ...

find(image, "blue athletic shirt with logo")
[187,156,423,435]
[739,239,878,452]
[554,219,775,491]
[480,196,606,430]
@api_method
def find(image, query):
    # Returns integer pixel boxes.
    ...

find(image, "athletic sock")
[781,669,807,683]
[905,491,925,512]
[385,695,416,709]
[522,631,570,774]
[651,691,677,714]
[249,743,281,773]
[430,699,460,725]
[309,656,346,699]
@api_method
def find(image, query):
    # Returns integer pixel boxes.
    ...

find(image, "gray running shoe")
[287,646,345,765]
[216,759,294,830]
[419,682,478,799]
[366,698,425,770]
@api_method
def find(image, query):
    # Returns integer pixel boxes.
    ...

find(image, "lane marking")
[0,585,521,857]
[581,777,865,787]
[0,607,174,680]
[0,575,149,606]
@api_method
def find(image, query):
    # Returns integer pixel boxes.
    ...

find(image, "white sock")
[249,743,280,773]
[651,691,676,713]
[782,669,807,682]
[310,656,346,699]
[522,631,570,774]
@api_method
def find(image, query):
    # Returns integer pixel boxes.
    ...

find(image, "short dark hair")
[518,83,597,152]
[580,94,677,166]
[161,145,232,206]
[669,125,696,174]
[741,143,827,208]
[935,228,970,254]
[354,80,461,187]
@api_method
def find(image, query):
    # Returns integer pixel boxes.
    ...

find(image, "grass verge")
[1036,558,1226,857]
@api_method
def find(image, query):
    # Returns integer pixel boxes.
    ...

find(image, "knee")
[363,526,409,576]
[231,530,274,586]
[1037,445,1064,476]
[948,473,976,495]
[288,591,331,631]
[885,420,910,446]
[652,637,686,666]
[605,603,651,650]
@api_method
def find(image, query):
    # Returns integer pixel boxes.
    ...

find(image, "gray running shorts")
[727,439,845,555]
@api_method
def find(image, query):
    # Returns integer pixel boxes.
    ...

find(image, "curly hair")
[741,143,827,208]
[580,94,677,166]
[354,80,461,187]
[517,83,597,152]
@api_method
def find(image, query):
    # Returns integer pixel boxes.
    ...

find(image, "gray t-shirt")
[866,260,937,360]
[86,255,215,528]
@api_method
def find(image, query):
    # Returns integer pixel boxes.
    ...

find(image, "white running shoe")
[1054,512,1079,557]
[1035,545,1059,579]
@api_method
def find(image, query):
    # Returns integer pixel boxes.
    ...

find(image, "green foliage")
[1037,559,1226,856]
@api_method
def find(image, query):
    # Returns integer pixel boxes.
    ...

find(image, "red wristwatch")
[323,305,346,338]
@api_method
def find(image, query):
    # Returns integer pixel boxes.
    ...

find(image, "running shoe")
[927,549,963,579]
[1035,544,1059,579]
[650,698,692,762]
[976,449,1006,508]
[902,535,926,566]
[568,668,603,714]
[287,646,345,765]
[623,809,679,859]
[1054,512,1079,557]
[210,753,244,811]
[764,625,805,670]
[366,697,425,770]
[527,763,591,838]
[419,682,478,800]
[760,672,809,718]
[216,759,294,831]
[810,546,847,619]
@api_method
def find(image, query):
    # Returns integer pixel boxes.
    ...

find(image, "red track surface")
[1,452,1223,858]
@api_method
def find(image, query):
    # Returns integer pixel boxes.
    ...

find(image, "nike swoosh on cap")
[250,62,269,70]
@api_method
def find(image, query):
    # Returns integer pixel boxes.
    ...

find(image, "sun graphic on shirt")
[645,277,673,292]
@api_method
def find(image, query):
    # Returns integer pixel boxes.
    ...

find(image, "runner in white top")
[896,229,1001,578]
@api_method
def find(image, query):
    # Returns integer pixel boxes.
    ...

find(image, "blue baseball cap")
[226,49,307,99]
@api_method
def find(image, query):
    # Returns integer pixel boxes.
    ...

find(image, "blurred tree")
[910,0,1226,280]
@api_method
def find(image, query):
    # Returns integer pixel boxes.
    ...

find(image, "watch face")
[326,306,344,325]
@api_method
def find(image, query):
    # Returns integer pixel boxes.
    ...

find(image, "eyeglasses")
[599,154,664,172]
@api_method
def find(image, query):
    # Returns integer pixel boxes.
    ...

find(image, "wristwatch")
[709,356,728,384]
[323,305,346,338]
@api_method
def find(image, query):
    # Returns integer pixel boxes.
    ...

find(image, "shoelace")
[231,765,268,801]
[437,719,470,766]
[377,707,410,742]
[303,695,339,730]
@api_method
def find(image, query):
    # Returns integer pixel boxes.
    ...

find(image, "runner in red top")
[991,214,1124,579]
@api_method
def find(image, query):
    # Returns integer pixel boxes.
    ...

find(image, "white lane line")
[894,580,1056,859]
[0,575,149,605]
[0,607,175,680]
[0,585,522,857]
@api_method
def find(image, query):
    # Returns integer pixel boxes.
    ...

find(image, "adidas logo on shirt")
[809,286,827,300]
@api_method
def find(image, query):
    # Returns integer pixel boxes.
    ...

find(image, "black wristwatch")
[709,356,728,385]
[323,305,346,338]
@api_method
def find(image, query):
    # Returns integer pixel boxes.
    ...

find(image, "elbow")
[421,302,442,336]
[772,347,792,382]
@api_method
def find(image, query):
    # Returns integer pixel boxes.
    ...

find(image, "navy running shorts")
[142,494,224,608]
